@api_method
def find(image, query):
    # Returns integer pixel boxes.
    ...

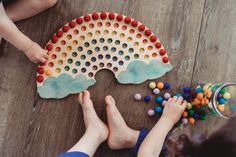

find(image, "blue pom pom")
[155,96,164,104]
[155,106,163,113]
[183,86,191,93]
[183,93,191,100]
[196,88,203,93]
[193,113,200,119]
[175,93,182,97]
[144,95,152,102]
[164,82,171,89]
[218,98,226,104]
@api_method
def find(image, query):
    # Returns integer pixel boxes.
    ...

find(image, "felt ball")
[218,98,226,104]
[159,49,166,56]
[187,103,192,110]
[193,113,200,119]
[175,93,182,97]
[164,82,171,89]
[56,31,63,38]
[162,100,167,106]
[131,20,138,27]
[196,93,204,100]
[182,118,188,125]
[76,17,83,24]
[188,110,194,116]
[62,26,69,32]
[208,102,213,109]
[156,96,164,104]
[162,57,169,63]
[206,91,212,99]
[37,67,44,74]
[220,88,226,94]
[203,84,210,91]
[149,82,156,89]
[218,104,225,112]
[155,106,163,113]
[100,11,107,19]
[155,42,162,49]
[183,86,191,93]
[145,29,152,36]
[46,44,53,51]
[196,88,203,93]
[147,109,155,116]
[134,93,142,101]
[188,117,195,125]
[182,111,188,118]
[83,15,91,22]
[116,14,123,21]
[200,114,207,120]
[183,93,191,100]
[144,95,152,102]
[156,82,164,89]
[37,75,44,83]
[46,70,52,76]
[150,35,157,42]
[92,12,99,20]
[153,88,160,95]
[69,21,76,28]
[138,24,145,31]
[164,93,171,100]
[108,12,115,20]
[51,35,58,43]
[124,16,131,24]
[223,92,231,99]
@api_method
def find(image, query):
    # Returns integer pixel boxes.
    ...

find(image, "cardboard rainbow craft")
[37,12,173,99]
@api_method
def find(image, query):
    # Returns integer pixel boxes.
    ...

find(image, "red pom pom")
[37,75,44,83]
[124,16,131,24]
[51,35,58,43]
[145,29,152,36]
[162,57,169,63]
[155,42,162,48]
[39,62,46,66]
[76,17,83,24]
[62,26,69,32]
[46,44,53,51]
[100,12,107,19]
[37,67,44,74]
[69,21,76,28]
[92,12,99,20]
[159,49,166,56]
[138,24,145,31]
[150,35,157,42]
[131,20,138,27]
[56,31,63,38]
[84,15,91,22]
[108,12,115,20]
[116,14,123,21]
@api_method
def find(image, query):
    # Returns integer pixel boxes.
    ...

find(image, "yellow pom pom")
[149,82,156,89]
[46,70,52,76]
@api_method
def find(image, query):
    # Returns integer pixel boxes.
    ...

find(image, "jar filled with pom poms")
[191,83,236,119]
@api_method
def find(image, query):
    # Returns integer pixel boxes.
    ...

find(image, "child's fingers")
[43,54,49,59]
[172,96,178,102]
[40,57,46,63]
[176,96,183,104]
[181,100,187,110]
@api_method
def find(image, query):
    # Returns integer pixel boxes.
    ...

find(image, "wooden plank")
[190,0,236,136]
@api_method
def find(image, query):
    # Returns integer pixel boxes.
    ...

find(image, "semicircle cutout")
[37,12,173,99]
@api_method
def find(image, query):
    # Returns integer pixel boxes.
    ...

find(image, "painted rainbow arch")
[37,11,173,99]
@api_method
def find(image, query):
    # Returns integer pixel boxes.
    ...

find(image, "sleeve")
[57,151,89,157]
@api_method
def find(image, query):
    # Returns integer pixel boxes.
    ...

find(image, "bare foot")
[78,90,109,143]
[105,95,140,150]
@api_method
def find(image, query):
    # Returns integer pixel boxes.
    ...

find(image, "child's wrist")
[160,116,175,126]
[22,41,35,53]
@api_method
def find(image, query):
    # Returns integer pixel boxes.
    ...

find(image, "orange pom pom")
[182,111,188,118]
[156,82,164,89]
[218,104,225,112]
[196,93,204,100]
[189,117,195,125]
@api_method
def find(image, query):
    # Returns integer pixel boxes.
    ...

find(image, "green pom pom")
[220,88,226,94]
[188,110,195,116]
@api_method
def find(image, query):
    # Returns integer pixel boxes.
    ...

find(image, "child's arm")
[0,3,48,63]
[138,96,187,157]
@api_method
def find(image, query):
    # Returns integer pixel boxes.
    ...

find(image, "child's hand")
[161,96,187,125]
[23,42,48,63]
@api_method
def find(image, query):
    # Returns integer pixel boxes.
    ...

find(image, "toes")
[78,92,83,105]
[105,95,115,106]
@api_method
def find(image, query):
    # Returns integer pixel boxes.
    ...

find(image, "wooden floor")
[0,0,236,157]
